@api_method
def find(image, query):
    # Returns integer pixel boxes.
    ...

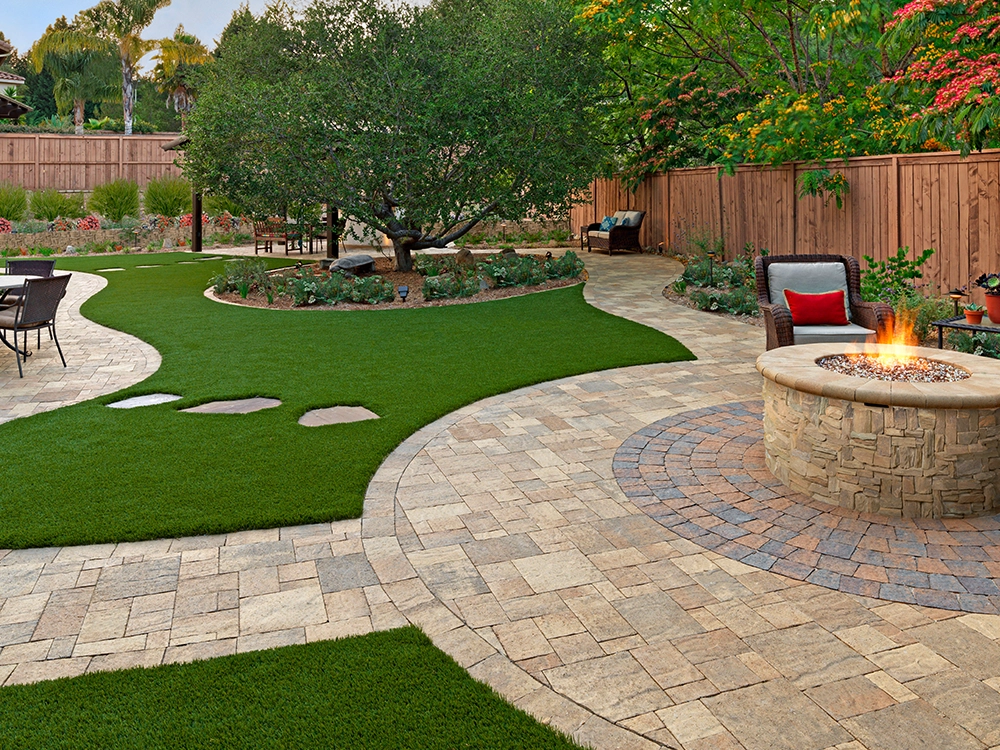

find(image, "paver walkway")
[3,253,1000,750]
[0,271,159,422]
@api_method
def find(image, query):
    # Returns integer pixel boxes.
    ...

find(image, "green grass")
[0,627,584,749]
[0,253,693,548]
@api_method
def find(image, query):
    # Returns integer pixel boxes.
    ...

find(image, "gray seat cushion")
[793,323,876,346]
[767,262,851,321]
[591,230,610,239]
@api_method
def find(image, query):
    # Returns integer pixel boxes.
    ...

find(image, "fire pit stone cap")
[756,343,1000,409]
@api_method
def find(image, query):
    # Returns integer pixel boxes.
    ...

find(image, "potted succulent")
[974,273,1000,323]
[964,302,986,325]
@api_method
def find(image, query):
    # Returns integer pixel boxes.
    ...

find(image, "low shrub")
[13,220,50,234]
[0,183,28,221]
[212,258,279,302]
[895,294,954,345]
[543,251,585,280]
[144,176,191,217]
[689,286,758,316]
[860,246,935,304]
[179,213,210,228]
[89,179,140,222]
[949,330,1000,359]
[422,272,480,300]
[203,194,245,217]
[285,269,395,306]
[478,253,548,287]
[50,217,74,231]
[30,189,85,221]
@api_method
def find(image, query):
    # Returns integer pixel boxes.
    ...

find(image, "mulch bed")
[215,255,583,310]
[661,286,764,328]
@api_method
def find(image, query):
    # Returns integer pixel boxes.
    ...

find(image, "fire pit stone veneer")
[756,344,1000,519]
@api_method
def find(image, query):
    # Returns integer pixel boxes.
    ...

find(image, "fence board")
[0,133,182,191]
[574,149,1000,301]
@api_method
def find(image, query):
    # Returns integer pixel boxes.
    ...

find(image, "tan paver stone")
[632,641,703,690]
[430,626,494,669]
[305,617,373,642]
[551,632,606,664]
[865,671,918,703]
[467,653,540,702]
[699,656,765,692]
[745,623,875,689]
[512,549,604,593]
[909,670,1000,746]
[239,584,326,635]
[76,605,129,644]
[834,625,900,655]
[88,649,164,673]
[0,640,51,665]
[563,592,635,642]
[572,714,661,750]
[656,700,727,744]
[545,652,670,721]
[844,700,983,750]
[324,589,370,622]
[871,644,955,683]
[6,657,91,685]
[72,634,147,657]
[806,675,896,720]
[163,638,237,665]
[958,614,1000,641]
[237,628,306,653]
[705,679,852,750]
[909,621,1000,681]
[493,619,553,661]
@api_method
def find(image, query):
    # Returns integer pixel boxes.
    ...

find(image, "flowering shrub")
[77,216,101,231]
[0,217,11,234]
[179,213,210,228]
[142,215,174,232]
[213,211,236,232]
[50,217,73,232]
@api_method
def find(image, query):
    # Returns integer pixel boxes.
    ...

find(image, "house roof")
[0,70,24,86]
[0,91,31,120]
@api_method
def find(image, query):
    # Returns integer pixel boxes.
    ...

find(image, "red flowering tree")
[886,0,1000,151]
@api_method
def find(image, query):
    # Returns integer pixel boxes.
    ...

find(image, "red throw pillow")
[783,289,849,326]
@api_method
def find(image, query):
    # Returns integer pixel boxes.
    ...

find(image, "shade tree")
[183,0,604,271]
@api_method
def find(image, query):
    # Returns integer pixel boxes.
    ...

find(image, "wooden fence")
[571,150,1000,297]
[0,133,183,191]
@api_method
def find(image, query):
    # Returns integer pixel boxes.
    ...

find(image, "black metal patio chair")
[0,274,71,377]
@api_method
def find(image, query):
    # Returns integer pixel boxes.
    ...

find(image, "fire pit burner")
[817,353,970,383]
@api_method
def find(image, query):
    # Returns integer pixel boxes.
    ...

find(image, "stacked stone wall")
[762,379,1000,518]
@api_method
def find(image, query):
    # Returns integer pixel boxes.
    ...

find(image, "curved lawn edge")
[0,253,693,549]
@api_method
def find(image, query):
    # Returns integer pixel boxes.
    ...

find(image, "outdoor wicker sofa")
[584,210,645,255]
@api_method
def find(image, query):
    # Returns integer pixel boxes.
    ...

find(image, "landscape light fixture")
[948,288,966,316]
[706,250,717,285]
[398,285,409,302]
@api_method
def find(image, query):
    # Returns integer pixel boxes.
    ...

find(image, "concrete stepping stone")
[136,265,162,269]
[177,261,199,264]
[181,397,281,414]
[108,393,182,409]
[298,406,379,427]
[198,256,223,261]
[95,268,125,272]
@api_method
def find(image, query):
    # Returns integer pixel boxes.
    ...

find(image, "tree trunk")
[392,237,413,272]
[121,57,135,136]
[74,100,84,136]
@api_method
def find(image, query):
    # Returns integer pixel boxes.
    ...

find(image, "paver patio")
[2,251,1000,749]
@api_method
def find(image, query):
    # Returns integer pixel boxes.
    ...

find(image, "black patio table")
[931,314,1000,348]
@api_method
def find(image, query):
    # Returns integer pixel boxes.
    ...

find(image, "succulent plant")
[974,273,1000,295]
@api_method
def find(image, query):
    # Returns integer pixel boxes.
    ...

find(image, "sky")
[4,1,270,68]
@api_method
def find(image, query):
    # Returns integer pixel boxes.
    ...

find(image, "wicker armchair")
[585,210,645,256]
[0,273,71,377]
[755,254,894,350]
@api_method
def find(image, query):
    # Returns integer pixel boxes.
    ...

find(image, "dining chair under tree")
[0,274,72,378]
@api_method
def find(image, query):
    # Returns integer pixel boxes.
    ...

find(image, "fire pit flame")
[821,307,970,382]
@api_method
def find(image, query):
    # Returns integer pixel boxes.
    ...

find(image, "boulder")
[328,254,375,275]
[455,248,475,267]
[502,248,517,259]
[64,245,77,255]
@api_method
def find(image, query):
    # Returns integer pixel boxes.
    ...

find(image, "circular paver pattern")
[615,401,1000,614]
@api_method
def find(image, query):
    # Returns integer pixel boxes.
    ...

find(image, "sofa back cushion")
[767,262,851,321]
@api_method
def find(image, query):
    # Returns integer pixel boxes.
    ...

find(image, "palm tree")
[36,1,171,135]
[152,25,211,127]
[30,17,120,135]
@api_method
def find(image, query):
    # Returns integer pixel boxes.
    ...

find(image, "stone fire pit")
[756,343,1000,519]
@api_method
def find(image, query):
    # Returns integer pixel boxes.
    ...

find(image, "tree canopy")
[575,0,999,196]
[183,0,604,270]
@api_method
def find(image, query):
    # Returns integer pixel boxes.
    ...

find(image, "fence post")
[890,155,900,253]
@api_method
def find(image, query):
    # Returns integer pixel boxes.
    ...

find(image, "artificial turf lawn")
[0,627,584,749]
[0,253,693,548]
